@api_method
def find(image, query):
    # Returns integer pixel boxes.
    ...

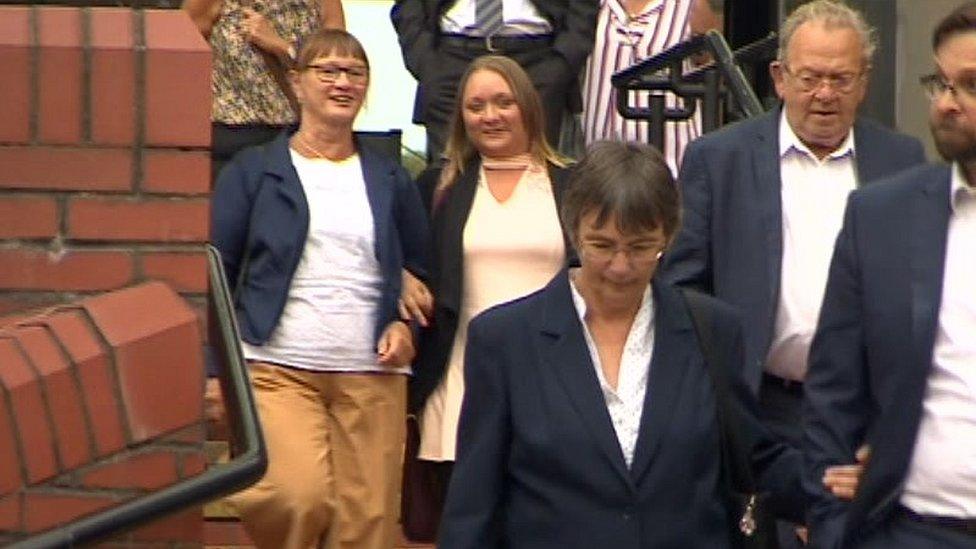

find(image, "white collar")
[950,162,976,212]
[778,109,856,162]
[568,269,654,329]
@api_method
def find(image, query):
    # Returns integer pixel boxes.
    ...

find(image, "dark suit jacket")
[390,0,597,82]
[408,159,572,413]
[211,130,429,346]
[439,271,805,549]
[660,108,926,391]
[802,164,953,549]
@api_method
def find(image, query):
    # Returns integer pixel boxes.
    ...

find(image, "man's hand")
[822,445,871,500]
[399,269,433,327]
[205,377,229,440]
[377,320,416,367]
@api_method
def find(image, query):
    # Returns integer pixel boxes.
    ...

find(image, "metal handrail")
[610,31,778,149]
[9,245,266,548]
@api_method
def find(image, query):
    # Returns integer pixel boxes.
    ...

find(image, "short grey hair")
[777,0,876,67]
[560,141,680,247]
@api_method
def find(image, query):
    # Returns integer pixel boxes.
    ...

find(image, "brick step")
[204,519,434,549]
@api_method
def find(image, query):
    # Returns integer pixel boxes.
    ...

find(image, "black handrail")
[8,245,266,548]
[610,30,778,149]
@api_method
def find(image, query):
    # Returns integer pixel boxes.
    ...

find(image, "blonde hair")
[434,55,567,207]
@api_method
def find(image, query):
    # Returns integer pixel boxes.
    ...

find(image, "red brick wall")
[0,5,212,546]
[0,6,210,318]
[0,282,206,546]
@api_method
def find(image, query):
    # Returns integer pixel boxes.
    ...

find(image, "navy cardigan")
[212,130,430,347]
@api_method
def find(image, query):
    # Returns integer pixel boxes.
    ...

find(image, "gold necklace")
[296,132,326,159]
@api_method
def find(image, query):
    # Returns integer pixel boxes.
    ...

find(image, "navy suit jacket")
[439,271,805,549]
[211,130,429,346]
[660,108,926,390]
[802,164,953,548]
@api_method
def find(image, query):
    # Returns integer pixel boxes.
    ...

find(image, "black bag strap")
[681,288,757,493]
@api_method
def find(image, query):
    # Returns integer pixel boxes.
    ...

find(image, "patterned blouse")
[210,0,320,125]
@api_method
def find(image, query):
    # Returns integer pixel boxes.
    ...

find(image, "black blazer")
[390,0,597,81]
[660,108,926,391]
[408,159,572,414]
[803,164,954,548]
[440,272,805,548]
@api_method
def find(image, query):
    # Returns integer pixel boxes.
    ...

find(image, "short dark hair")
[933,2,976,51]
[560,141,680,246]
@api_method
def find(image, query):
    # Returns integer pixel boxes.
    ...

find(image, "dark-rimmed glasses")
[304,63,369,84]
[920,73,976,102]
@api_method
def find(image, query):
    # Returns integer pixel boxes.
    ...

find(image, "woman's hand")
[822,445,871,500]
[399,269,433,327]
[204,377,228,440]
[240,8,290,61]
[378,320,416,367]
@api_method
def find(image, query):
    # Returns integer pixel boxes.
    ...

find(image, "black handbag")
[400,415,443,543]
[682,289,777,549]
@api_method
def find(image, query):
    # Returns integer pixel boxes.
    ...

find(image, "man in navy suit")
[659,1,925,544]
[803,3,976,548]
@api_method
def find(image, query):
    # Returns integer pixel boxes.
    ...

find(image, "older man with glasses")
[659,0,925,546]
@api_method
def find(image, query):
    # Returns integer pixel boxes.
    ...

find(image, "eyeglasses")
[304,63,369,84]
[919,73,976,102]
[579,240,664,265]
[781,64,864,94]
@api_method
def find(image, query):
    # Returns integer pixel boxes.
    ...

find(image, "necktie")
[476,0,504,37]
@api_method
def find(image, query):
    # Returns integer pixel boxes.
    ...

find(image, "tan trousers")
[228,362,407,549]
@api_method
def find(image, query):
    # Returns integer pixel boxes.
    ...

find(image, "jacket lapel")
[908,172,951,372]
[548,165,577,265]
[852,120,884,186]
[435,160,480,314]
[266,132,306,211]
[753,111,784,317]
[359,145,394,263]
[629,281,695,483]
[537,271,635,490]
[862,167,952,525]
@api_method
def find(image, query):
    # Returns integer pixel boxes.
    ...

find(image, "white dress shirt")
[570,275,654,468]
[901,163,976,518]
[440,0,552,36]
[765,113,857,382]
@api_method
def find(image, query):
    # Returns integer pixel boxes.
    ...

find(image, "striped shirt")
[582,0,699,175]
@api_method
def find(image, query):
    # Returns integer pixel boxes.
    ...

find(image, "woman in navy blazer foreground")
[211,30,428,549]
[439,141,805,548]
